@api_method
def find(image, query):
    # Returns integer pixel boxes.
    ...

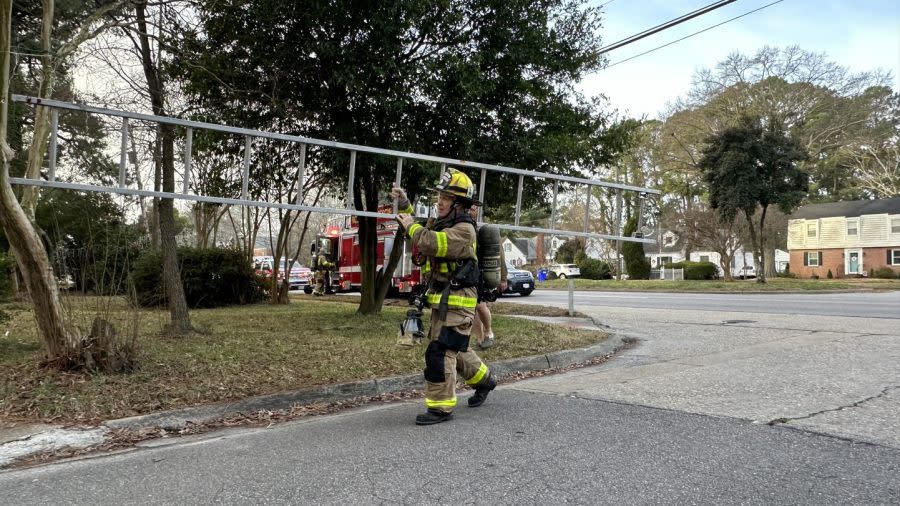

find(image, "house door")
[846,249,861,275]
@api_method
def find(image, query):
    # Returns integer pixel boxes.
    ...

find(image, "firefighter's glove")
[391,183,408,205]
[397,213,415,231]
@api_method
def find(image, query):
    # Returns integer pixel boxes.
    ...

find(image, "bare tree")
[841,142,900,198]
[678,205,745,281]
[127,0,192,334]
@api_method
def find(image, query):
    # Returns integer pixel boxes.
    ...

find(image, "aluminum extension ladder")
[11,94,659,244]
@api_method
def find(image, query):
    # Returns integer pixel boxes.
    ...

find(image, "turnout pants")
[423,307,492,414]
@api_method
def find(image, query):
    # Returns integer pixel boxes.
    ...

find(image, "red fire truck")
[303,208,422,294]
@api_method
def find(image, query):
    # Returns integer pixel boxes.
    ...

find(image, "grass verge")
[538,277,900,292]
[0,296,604,423]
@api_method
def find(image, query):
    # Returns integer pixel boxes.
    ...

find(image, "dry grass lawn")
[0,295,604,423]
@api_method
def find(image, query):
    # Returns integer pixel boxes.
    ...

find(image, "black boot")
[415,409,454,425]
[468,374,497,407]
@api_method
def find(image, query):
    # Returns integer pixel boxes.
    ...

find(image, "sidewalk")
[0,315,628,469]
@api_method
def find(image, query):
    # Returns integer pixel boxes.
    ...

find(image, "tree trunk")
[19,0,55,220]
[756,206,768,283]
[0,0,78,364]
[269,210,295,305]
[150,140,161,249]
[356,170,396,315]
[157,124,192,333]
[764,247,776,279]
[135,1,191,334]
[743,210,762,284]
[357,213,378,314]
[719,251,734,281]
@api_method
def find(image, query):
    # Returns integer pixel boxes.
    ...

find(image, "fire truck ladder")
[11,94,659,244]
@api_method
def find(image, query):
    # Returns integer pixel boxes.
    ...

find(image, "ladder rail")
[12,94,659,244]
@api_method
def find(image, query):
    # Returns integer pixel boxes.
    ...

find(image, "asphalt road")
[507,288,900,319]
[2,289,898,504]
[2,391,898,505]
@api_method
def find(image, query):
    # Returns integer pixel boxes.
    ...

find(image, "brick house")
[787,198,900,278]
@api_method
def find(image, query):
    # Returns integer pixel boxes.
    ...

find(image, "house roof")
[791,197,900,220]
[503,238,527,257]
[643,231,682,254]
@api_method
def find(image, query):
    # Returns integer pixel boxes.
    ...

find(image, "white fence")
[650,268,684,281]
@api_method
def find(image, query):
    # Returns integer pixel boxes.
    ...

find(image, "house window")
[503,243,511,252]
[700,255,710,263]
[805,252,820,267]
[847,220,858,236]
[664,235,673,246]
[892,218,900,234]
[807,224,817,237]
[892,250,900,266]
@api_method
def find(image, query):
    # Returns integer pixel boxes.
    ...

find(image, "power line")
[606,0,787,69]
[598,0,739,55]
[598,0,618,8]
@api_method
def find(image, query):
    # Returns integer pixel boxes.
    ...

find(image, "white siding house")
[644,230,686,268]
[502,238,528,267]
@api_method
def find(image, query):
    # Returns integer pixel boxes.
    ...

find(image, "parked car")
[503,262,534,296]
[549,263,580,279]
[285,262,312,290]
[734,265,756,280]
[253,257,311,290]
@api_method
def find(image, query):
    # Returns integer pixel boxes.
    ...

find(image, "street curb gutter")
[105,333,629,432]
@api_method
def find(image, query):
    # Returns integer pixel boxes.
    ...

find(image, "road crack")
[767,385,900,426]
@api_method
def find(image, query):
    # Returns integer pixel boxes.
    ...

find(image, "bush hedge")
[577,258,612,280]
[664,260,718,280]
[131,247,262,308]
[870,267,898,279]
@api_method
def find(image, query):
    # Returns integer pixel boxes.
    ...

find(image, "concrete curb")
[105,329,628,431]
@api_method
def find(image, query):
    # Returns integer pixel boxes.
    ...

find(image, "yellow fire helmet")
[428,168,481,205]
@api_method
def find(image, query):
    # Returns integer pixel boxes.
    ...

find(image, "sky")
[577,0,900,119]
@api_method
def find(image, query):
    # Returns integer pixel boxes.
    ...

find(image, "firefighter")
[394,169,497,425]
[312,237,335,296]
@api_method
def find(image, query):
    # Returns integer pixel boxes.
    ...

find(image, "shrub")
[131,247,263,308]
[826,269,833,279]
[577,258,612,280]
[664,261,718,280]
[871,267,898,279]
[555,239,583,264]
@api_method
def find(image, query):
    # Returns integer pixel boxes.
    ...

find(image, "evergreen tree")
[622,215,650,280]
[698,116,808,283]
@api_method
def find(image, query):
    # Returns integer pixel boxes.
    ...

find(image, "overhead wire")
[605,0,787,69]
[598,0,739,55]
